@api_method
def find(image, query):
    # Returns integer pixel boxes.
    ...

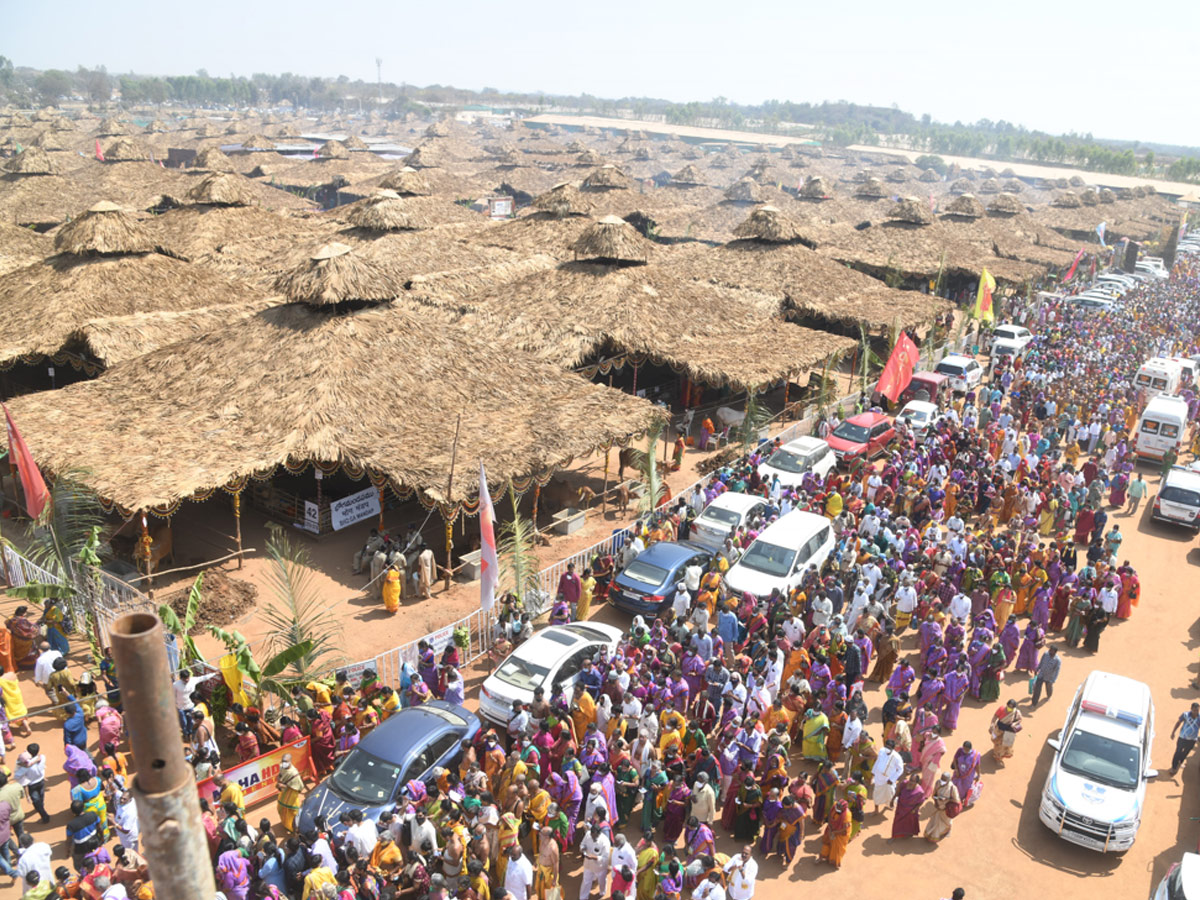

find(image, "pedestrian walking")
[1169,703,1200,776]
[1030,647,1060,706]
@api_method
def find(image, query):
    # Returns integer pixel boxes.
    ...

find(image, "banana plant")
[207,624,314,708]
[159,572,205,666]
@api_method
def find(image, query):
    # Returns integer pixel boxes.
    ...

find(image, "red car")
[826,412,896,463]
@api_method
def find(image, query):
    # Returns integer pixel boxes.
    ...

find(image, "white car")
[723,510,834,599]
[690,492,770,552]
[992,324,1033,351]
[934,354,983,392]
[1153,852,1200,899]
[1136,261,1168,281]
[1153,466,1200,530]
[895,400,940,437]
[478,622,622,725]
[756,435,836,490]
[1039,671,1156,853]
[1072,294,1116,312]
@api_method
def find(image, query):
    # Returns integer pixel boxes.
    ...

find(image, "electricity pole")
[376,58,383,103]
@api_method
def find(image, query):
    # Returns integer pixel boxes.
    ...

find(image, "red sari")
[310,711,336,776]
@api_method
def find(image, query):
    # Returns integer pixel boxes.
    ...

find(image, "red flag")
[94,139,105,162]
[874,333,919,404]
[1064,249,1085,281]
[2,404,49,519]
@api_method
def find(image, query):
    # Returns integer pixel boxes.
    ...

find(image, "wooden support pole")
[443,516,453,591]
[443,415,462,591]
[111,613,217,900]
[602,451,610,515]
[531,484,541,534]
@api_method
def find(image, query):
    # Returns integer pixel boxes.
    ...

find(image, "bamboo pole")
[232,491,244,570]
[602,451,610,515]
[111,613,217,900]
[443,415,462,590]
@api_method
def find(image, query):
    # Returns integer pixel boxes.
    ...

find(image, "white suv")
[934,354,983,393]
[1039,671,1156,852]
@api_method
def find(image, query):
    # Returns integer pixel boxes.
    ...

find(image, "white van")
[1136,358,1184,398]
[1153,466,1200,530]
[1039,671,1156,853]
[1135,395,1189,460]
[690,493,770,552]
[1154,853,1200,900]
[723,510,833,599]
[1171,357,1199,391]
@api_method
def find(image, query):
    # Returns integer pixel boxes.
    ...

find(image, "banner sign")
[331,486,381,531]
[197,738,313,810]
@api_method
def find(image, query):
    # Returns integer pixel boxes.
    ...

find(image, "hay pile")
[724,179,764,203]
[987,192,1024,216]
[942,193,984,219]
[572,216,651,264]
[582,165,631,191]
[378,166,432,196]
[886,196,934,225]
[732,206,805,243]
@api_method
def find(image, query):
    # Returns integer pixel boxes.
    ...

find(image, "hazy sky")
[6,0,1200,147]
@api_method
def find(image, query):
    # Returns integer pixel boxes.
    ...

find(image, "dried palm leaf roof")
[146,119,169,133]
[0,221,48,277]
[1099,188,1116,203]
[241,134,276,150]
[55,202,154,256]
[978,178,1001,194]
[189,147,236,172]
[406,255,560,306]
[97,117,126,136]
[403,144,442,168]
[949,178,972,195]
[1069,175,1085,187]
[4,301,665,511]
[887,196,934,225]
[533,181,594,217]
[918,169,941,183]
[317,139,350,159]
[273,242,405,307]
[724,179,763,203]
[669,164,705,186]
[341,190,430,232]
[800,176,833,199]
[854,177,887,199]
[942,193,985,219]
[425,120,451,137]
[102,137,149,162]
[1079,188,1100,206]
[1053,192,1083,208]
[140,206,338,272]
[988,192,1025,215]
[886,168,910,184]
[732,206,805,244]
[1002,179,1024,193]
[180,172,257,207]
[460,214,594,259]
[452,261,855,390]
[342,134,370,151]
[572,216,651,264]
[574,149,604,166]
[4,146,59,175]
[32,130,69,151]
[378,166,432,196]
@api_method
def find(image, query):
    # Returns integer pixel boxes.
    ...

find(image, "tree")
[159,573,206,666]
[35,69,72,105]
[635,424,667,516]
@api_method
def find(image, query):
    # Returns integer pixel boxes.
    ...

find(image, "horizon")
[5,0,1200,148]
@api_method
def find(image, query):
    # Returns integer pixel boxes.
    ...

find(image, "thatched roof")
[55,202,153,256]
[731,206,805,244]
[377,166,432,196]
[4,301,665,512]
[533,182,594,218]
[572,216,651,264]
[887,196,934,225]
[0,222,48,277]
[987,192,1024,216]
[317,139,350,160]
[671,164,705,186]
[1079,188,1100,206]
[32,131,69,151]
[402,144,442,169]
[854,177,887,199]
[886,168,909,184]
[1053,192,1083,208]
[425,120,451,137]
[183,172,257,207]
[800,176,833,199]
[342,135,370,151]
[97,117,126,136]
[724,179,763,203]
[241,134,276,150]
[272,242,405,307]
[189,147,236,173]
[146,119,169,133]
[102,138,149,162]
[918,169,941,183]
[1099,188,1116,204]
[341,190,430,232]
[949,178,972,195]
[582,165,631,191]
[978,178,1000,194]
[574,149,603,166]
[942,193,984,219]
[3,146,59,175]
[1001,179,1024,193]
[1069,175,1085,187]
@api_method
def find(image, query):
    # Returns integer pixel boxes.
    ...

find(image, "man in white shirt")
[672,583,691,621]
[690,773,717,824]
[345,809,378,858]
[407,810,438,857]
[894,582,918,632]
[694,872,726,900]
[810,595,833,629]
[582,782,608,825]
[871,739,906,812]
[504,845,534,900]
[840,711,863,771]
[723,847,758,900]
[33,643,60,687]
[171,668,215,737]
[579,823,611,900]
[780,613,805,646]
[15,834,53,884]
[1098,584,1119,615]
[684,563,703,594]
[609,833,636,883]
[948,592,971,623]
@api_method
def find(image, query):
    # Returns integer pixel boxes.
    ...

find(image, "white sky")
[5,0,1200,148]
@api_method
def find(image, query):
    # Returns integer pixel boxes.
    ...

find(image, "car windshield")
[698,506,741,527]
[622,560,670,587]
[495,655,552,692]
[738,540,795,577]
[329,748,402,802]
[765,449,813,474]
[1161,486,1200,507]
[938,363,965,376]
[1060,730,1140,790]
[832,422,870,443]
[900,409,929,423]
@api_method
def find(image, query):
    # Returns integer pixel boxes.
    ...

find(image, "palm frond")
[738,391,770,452]
[259,524,344,679]
[499,487,540,604]
[23,471,103,582]
[637,424,666,516]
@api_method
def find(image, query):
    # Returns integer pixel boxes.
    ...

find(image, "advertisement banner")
[330,486,381,531]
[197,738,313,810]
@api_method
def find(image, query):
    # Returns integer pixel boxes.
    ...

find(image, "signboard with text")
[196,737,312,810]
[330,486,381,531]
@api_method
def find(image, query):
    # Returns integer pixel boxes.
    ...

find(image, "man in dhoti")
[871,739,905,812]
[418,548,436,600]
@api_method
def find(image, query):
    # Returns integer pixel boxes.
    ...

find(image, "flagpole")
[443,414,462,591]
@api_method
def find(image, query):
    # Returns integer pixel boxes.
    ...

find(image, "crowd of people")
[2,254,1200,900]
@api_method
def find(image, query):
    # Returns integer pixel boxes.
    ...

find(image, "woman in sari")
[217,841,252,900]
[917,728,946,800]
[800,708,829,761]
[1064,596,1092,648]
[890,773,925,840]
[1116,567,1139,619]
[641,764,669,834]
[5,607,39,669]
[758,788,783,857]
[684,816,715,863]
[924,773,960,843]
[777,794,805,867]
[989,700,1023,764]
[731,776,763,842]
[307,709,336,777]
[818,800,852,868]
[950,741,982,808]
[978,644,1006,703]
[43,601,70,656]
[811,760,839,825]
[382,567,402,614]
[662,775,691,843]
[635,831,660,900]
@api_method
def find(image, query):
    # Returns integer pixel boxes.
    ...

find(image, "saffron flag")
[1064,249,1085,281]
[2,403,49,520]
[479,462,498,613]
[94,139,105,162]
[874,332,919,404]
[973,268,996,324]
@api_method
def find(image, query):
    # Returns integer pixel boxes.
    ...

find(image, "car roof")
[900,400,938,415]
[632,539,709,565]
[1075,671,1151,740]
[1143,394,1188,415]
[752,508,829,543]
[938,354,975,364]
[911,371,948,382]
[704,493,767,514]
[779,435,828,453]
[357,703,465,757]
[510,622,622,665]
[1165,467,1200,490]
[845,411,890,426]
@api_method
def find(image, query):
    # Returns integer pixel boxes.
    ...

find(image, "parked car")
[826,412,895,463]
[756,435,836,490]
[934,354,984,392]
[296,701,479,831]
[1153,852,1200,899]
[1039,671,1156,853]
[723,510,834,599]
[478,622,623,726]
[690,493,770,552]
[610,540,713,615]
[897,371,951,406]
[991,323,1034,353]
[1153,466,1200,530]
[895,400,940,438]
